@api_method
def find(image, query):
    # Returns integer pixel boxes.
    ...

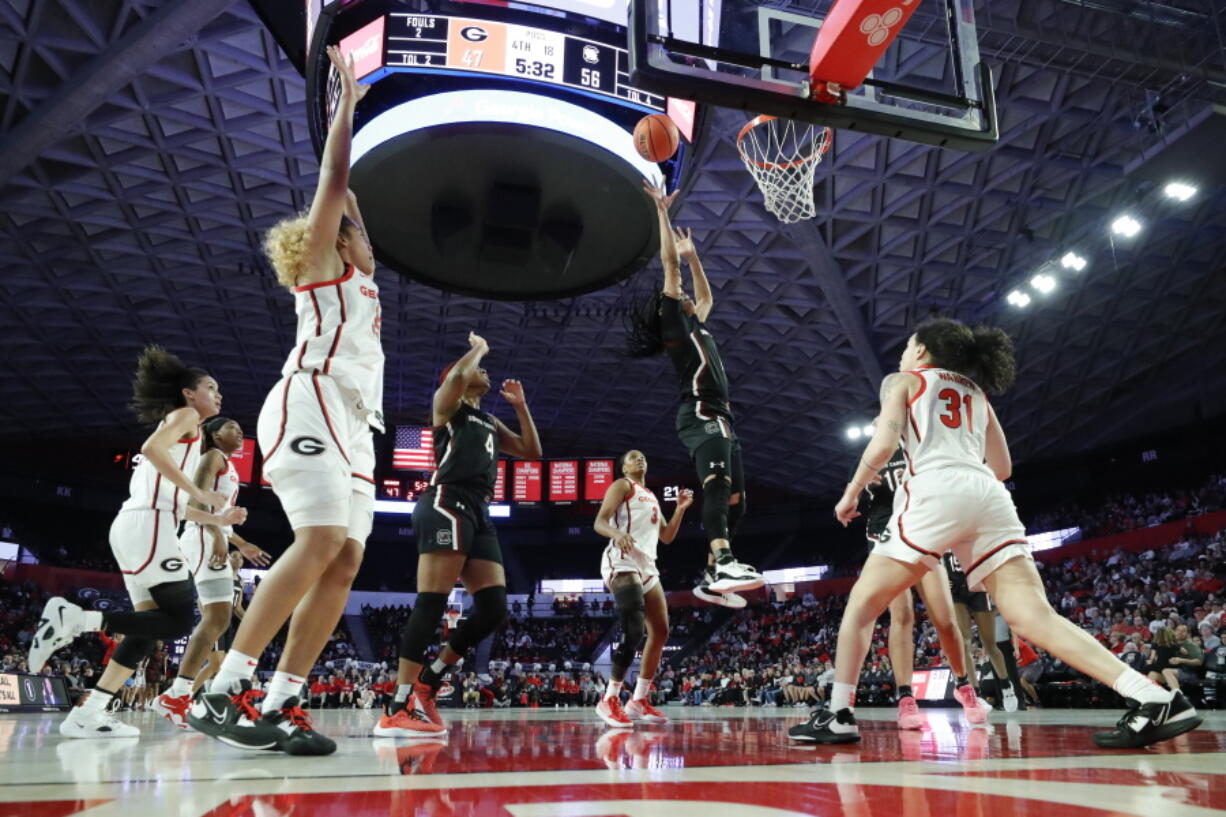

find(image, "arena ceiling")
[1,0,1224,499]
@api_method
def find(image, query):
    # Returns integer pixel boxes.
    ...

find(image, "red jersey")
[1017,639,1039,667]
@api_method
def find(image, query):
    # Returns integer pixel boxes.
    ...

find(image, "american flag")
[393,426,434,471]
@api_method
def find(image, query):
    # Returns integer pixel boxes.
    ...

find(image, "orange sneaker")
[896,695,923,730]
[412,682,445,728]
[373,706,447,739]
[625,698,669,724]
[954,684,989,725]
[596,695,633,728]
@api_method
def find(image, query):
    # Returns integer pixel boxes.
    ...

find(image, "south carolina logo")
[437,530,453,546]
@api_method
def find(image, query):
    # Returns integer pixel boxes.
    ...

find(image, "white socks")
[262,671,307,714]
[831,681,856,713]
[632,676,652,701]
[604,680,623,700]
[1113,667,1172,705]
[80,688,114,715]
[394,683,413,706]
[168,676,193,697]
[209,650,258,693]
[81,611,103,632]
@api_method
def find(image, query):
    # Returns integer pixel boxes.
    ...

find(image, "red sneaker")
[412,682,445,728]
[954,684,989,725]
[153,692,191,729]
[625,698,669,724]
[896,695,923,730]
[373,706,447,738]
[596,695,633,728]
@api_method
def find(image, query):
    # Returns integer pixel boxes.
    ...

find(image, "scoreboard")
[343,13,664,111]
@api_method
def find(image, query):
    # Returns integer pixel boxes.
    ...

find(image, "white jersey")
[900,366,994,480]
[608,479,662,562]
[118,421,202,523]
[183,453,240,537]
[281,264,385,431]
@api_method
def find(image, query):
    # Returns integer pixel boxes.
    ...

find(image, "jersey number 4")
[484,434,495,457]
[938,388,974,431]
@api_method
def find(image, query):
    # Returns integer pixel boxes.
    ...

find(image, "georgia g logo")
[161,557,184,572]
[460,25,488,42]
[290,436,326,456]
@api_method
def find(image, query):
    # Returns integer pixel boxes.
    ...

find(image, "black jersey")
[857,446,907,538]
[660,295,732,416]
[431,401,498,498]
[943,553,971,596]
[231,575,244,611]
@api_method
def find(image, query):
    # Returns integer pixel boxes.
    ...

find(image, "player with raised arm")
[853,443,983,729]
[28,346,247,738]
[592,451,693,727]
[374,331,541,739]
[788,317,1201,748]
[188,47,383,756]
[153,417,271,728]
[626,181,762,605]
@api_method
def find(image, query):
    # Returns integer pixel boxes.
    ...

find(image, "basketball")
[634,114,680,162]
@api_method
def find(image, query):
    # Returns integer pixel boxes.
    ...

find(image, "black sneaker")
[261,696,337,756]
[710,560,765,593]
[787,707,860,744]
[1092,692,1202,749]
[187,680,282,751]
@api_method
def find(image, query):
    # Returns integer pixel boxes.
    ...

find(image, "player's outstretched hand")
[614,533,636,554]
[642,177,678,209]
[468,331,489,355]
[672,226,695,257]
[238,542,272,567]
[500,379,525,406]
[326,45,369,103]
[834,495,861,527]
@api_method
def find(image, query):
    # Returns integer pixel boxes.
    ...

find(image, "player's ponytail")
[129,345,210,426]
[966,325,1016,395]
[915,318,1016,395]
[625,291,666,358]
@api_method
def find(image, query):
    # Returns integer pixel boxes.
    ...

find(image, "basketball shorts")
[110,509,190,606]
[956,589,992,614]
[177,523,235,605]
[874,468,1032,592]
[257,371,375,543]
[677,402,744,486]
[414,486,502,564]
[600,545,659,593]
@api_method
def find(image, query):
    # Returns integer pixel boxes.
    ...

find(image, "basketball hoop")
[444,609,461,631]
[736,115,832,224]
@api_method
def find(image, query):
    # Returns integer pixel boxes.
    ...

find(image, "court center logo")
[290,436,326,456]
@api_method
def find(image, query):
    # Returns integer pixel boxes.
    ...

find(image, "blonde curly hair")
[263,212,312,290]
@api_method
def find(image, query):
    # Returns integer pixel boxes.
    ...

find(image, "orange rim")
[736,115,832,170]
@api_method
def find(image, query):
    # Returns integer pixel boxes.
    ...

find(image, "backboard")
[629,0,998,151]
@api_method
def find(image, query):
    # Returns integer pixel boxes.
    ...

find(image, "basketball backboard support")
[628,0,998,151]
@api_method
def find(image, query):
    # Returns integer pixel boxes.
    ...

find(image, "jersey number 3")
[938,388,974,431]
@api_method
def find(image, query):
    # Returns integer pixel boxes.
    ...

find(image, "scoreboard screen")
[512,460,543,502]
[548,460,579,503]
[230,438,256,484]
[584,459,614,501]
[346,13,664,111]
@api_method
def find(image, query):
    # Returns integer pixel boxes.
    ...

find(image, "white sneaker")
[60,707,141,739]
[29,597,87,673]
[693,584,747,608]
[1001,684,1019,713]
[709,561,765,594]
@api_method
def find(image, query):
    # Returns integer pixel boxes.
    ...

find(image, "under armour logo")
[456,502,465,510]
[710,461,725,469]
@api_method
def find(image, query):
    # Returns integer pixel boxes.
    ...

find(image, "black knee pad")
[148,579,196,634]
[728,491,747,538]
[400,591,448,662]
[611,583,647,674]
[448,585,508,655]
[111,635,156,670]
[701,478,732,540]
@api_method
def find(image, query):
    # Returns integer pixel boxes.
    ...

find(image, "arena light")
[862,424,875,438]
[1006,290,1031,308]
[1060,252,1087,272]
[1110,214,1141,238]
[1163,182,1196,202]
[846,425,863,441]
[1030,274,1057,294]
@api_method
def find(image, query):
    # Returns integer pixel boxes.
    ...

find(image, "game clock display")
[344,12,664,111]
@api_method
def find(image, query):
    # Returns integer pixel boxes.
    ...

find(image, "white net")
[736,116,832,224]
